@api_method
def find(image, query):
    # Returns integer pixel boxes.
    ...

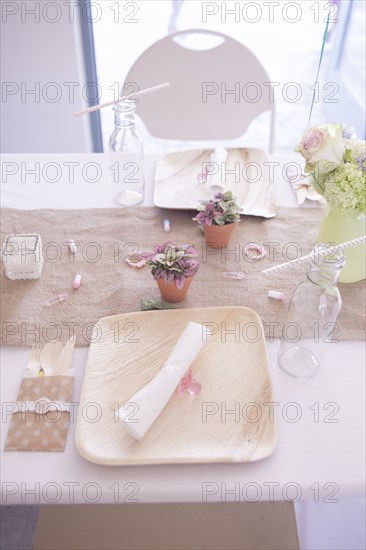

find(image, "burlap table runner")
[1,207,365,345]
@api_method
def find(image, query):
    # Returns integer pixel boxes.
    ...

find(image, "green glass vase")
[317,205,366,283]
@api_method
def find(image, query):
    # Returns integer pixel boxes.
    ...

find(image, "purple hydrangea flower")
[342,125,357,140]
[355,155,366,172]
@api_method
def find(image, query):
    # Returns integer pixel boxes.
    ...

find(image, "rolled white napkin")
[118,322,210,440]
[204,146,228,195]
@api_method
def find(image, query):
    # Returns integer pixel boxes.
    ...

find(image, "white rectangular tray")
[153,148,276,218]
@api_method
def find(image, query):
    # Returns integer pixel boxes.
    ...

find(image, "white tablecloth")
[1,154,365,509]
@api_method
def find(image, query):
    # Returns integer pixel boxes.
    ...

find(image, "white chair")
[122,30,275,152]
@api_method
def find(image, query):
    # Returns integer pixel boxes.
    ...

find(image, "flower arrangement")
[193,191,241,226]
[144,242,199,289]
[296,123,366,212]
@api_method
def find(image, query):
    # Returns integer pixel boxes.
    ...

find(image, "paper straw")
[262,236,366,275]
[73,82,170,117]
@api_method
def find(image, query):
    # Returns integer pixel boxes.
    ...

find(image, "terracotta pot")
[203,223,236,249]
[156,276,193,303]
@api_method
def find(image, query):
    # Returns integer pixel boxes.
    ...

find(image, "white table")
[1,154,365,548]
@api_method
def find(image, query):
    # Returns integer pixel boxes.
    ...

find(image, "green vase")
[317,205,366,283]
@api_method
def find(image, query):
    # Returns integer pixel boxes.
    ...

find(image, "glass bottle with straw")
[72,82,170,206]
[109,99,144,206]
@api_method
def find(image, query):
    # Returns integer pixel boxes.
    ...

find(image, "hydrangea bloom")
[319,162,366,212]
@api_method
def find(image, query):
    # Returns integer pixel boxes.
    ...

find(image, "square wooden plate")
[76,307,277,465]
[153,148,276,218]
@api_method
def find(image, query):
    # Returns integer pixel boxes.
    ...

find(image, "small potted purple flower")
[193,190,240,249]
[144,242,199,302]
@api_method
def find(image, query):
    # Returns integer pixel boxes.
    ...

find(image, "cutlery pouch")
[4,375,74,451]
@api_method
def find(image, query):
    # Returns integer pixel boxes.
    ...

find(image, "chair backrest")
[123,30,275,151]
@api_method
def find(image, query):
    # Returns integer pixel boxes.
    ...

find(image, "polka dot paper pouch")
[4,375,74,452]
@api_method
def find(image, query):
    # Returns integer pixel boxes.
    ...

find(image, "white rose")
[296,123,345,174]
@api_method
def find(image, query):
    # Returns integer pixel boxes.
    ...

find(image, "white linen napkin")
[118,322,210,440]
[204,146,228,195]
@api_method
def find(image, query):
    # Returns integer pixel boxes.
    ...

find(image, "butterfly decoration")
[287,170,325,205]
[177,369,202,397]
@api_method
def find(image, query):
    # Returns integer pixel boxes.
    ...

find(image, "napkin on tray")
[118,322,210,440]
[205,146,228,195]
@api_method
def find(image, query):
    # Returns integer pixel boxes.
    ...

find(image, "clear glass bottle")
[278,247,345,378]
[109,100,144,206]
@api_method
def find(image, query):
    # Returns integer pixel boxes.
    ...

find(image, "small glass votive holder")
[2,234,44,280]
